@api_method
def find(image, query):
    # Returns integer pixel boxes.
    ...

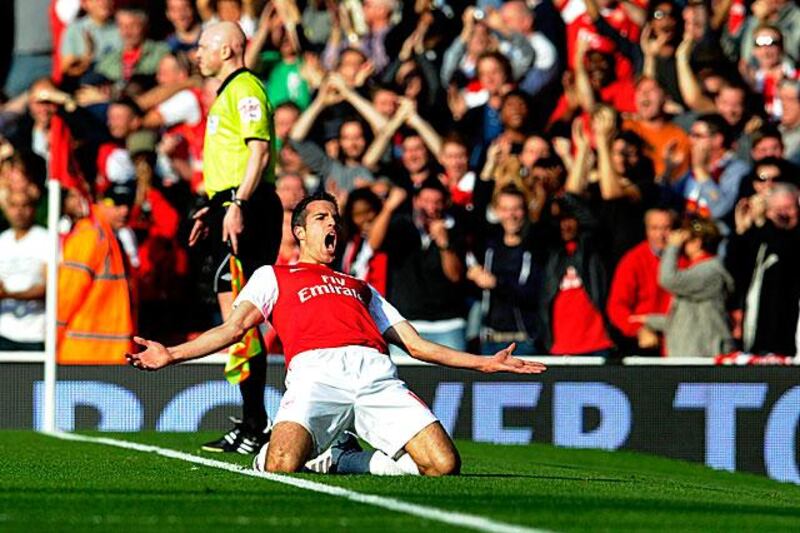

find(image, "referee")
[189,22,282,453]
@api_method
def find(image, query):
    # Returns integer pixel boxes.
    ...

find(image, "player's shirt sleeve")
[233,266,278,321]
[231,79,271,144]
[368,286,406,334]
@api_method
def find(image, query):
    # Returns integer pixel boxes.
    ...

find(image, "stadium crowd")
[1,0,800,361]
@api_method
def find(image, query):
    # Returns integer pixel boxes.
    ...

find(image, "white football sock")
[368,451,421,476]
[394,453,421,475]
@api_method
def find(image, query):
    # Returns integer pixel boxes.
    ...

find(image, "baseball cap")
[126,130,158,157]
[103,182,137,207]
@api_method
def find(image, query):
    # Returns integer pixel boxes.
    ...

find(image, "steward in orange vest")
[57,195,134,364]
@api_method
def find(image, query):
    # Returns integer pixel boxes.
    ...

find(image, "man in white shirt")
[0,191,48,351]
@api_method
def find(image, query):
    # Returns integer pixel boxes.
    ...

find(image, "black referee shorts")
[206,183,283,293]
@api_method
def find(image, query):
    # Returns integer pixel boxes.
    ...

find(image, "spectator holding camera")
[727,183,800,355]
[633,218,734,358]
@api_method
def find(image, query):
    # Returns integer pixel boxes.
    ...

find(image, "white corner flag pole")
[42,178,61,433]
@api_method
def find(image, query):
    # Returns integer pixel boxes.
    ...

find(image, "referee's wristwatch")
[231,198,248,209]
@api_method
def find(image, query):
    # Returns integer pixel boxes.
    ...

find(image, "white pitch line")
[44,431,551,533]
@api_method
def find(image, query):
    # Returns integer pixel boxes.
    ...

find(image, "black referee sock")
[239,351,268,433]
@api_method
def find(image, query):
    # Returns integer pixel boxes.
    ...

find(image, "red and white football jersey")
[234,263,405,367]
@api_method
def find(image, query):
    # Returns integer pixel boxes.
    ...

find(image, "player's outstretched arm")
[126,301,264,371]
[384,321,546,374]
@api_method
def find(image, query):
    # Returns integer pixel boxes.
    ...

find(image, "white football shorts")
[274,345,439,458]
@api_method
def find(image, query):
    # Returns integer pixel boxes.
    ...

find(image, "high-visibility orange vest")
[57,206,133,364]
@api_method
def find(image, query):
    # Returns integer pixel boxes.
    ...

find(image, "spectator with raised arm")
[591,106,654,268]
[440,7,494,91]
[59,0,120,81]
[500,1,559,98]
[639,2,684,107]
[558,0,641,83]
[378,178,468,351]
[362,97,442,179]
[738,0,800,65]
[338,186,404,296]
[322,0,395,75]
[727,183,800,355]
[634,218,734,358]
[540,121,613,356]
[740,24,798,120]
[553,30,636,126]
[245,2,311,109]
[622,77,691,183]
[455,51,515,168]
[288,80,374,200]
[673,113,749,225]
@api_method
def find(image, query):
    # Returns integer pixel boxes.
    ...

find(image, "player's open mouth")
[324,232,336,252]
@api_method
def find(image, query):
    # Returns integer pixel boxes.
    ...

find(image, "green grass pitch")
[1,431,799,532]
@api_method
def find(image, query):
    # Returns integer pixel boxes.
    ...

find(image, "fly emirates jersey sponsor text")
[233,263,405,366]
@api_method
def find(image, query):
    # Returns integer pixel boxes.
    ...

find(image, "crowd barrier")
[2,354,799,484]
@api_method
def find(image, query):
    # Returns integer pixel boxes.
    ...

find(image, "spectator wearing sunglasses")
[740,25,799,120]
[738,0,800,65]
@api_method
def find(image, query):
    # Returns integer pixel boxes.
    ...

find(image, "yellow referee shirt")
[204,68,276,198]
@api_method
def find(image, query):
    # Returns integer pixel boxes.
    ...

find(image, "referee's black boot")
[201,417,272,454]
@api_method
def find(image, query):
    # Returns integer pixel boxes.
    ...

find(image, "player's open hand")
[483,343,547,374]
[126,337,173,371]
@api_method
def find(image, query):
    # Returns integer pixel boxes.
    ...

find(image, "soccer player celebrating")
[128,193,547,476]
[190,22,283,453]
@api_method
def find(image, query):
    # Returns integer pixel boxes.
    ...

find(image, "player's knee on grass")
[405,422,462,476]
[422,446,461,477]
[266,422,313,473]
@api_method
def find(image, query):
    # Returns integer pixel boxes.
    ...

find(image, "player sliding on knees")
[127,192,546,476]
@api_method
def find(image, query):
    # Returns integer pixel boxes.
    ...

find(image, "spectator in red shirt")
[607,208,675,355]
[542,194,613,356]
[559,0,641,81]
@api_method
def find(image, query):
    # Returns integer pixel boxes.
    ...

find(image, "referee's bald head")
[197,21,246,77]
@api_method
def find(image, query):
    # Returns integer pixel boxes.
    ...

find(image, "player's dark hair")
[291,191,339,244]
